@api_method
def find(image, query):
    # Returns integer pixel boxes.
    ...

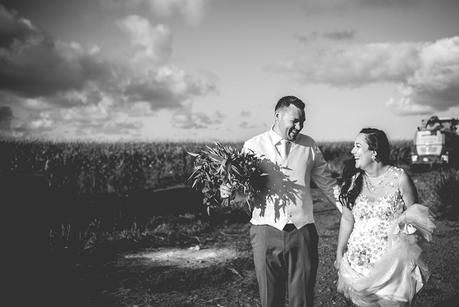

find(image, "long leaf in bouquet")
[187,143,302,219]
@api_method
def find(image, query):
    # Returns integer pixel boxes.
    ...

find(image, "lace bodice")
[346,166,406,276]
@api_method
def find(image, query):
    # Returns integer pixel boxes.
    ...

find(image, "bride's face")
[351,133,374,170]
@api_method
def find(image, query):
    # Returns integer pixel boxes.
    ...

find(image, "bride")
[334,128,435,306]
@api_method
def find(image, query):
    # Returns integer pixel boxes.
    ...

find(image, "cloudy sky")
[0,0,458,142]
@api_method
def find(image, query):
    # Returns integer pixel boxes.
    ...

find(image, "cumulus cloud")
[323,30,355,41]
[66,112,143,138]
[117,15,172,65]
[27,112,54,131]
[13,97,144,140]
[124,65,216,109]
[274,42,420,86]
[385,95,435,116]
[117,15,216,110]
[297,30,355,43]
[0,5,110,98]
[275,36,459,115]
[303,0,422,11]
[0,5,36,48]
[172,109,224,129]
[7,111,56,139]
[147,0,206,25]
[0,5,217,139]
[50,85,105,108]
[388,37,459,115]
[100,0,207,25]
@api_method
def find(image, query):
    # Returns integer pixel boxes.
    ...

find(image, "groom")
[221,96,341,306]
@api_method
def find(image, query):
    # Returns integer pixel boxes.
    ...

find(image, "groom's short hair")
[275,96,305,112]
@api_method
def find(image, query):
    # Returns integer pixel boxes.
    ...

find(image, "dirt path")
[79,189,458,306]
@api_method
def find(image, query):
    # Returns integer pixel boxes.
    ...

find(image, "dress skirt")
[337,204,435,306]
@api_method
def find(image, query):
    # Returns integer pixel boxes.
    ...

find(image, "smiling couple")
[220,95,434,307]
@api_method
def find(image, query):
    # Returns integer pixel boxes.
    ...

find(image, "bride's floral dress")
[337,166,435,306]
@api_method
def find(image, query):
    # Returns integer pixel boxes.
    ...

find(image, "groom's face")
[275,105,305,141]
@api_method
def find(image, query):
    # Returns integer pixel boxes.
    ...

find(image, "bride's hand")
[334,255,342,270]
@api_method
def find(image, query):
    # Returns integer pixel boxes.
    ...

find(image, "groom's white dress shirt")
[243,129,342,230]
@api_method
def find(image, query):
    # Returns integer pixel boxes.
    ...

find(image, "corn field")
[0,139,413,195]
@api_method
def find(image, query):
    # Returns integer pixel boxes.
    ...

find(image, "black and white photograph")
[0,0,458,306]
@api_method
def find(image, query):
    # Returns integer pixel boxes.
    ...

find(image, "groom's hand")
[219,183,234,199]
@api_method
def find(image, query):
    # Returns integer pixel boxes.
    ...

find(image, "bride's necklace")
[364,166,390,192]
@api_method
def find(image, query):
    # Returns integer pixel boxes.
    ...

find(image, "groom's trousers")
[250,223,319,307]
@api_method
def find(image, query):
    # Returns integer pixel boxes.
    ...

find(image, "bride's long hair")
[339,128,391,209]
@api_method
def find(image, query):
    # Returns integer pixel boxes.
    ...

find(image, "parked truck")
[411,116,459,168]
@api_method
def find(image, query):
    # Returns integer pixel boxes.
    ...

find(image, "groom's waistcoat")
[243,130,339,230]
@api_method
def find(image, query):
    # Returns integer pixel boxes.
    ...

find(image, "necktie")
[278,139,290,160]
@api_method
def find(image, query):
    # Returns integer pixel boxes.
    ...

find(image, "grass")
[412,168,459,220]
[2,139,458,305]
[41,187,459,306]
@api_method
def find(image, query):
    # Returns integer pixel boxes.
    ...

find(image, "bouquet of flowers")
[187,143,301,216]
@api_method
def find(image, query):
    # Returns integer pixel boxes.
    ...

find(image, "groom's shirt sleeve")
[310,141,342,213]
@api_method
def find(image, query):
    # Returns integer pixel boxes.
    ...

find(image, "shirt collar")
[269,128,284,145]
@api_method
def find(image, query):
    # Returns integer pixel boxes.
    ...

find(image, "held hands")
[334,254,343,270]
